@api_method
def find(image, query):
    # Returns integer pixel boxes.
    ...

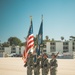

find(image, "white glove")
[51,66,54,69]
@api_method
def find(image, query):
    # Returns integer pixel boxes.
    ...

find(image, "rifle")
[55,52,59,58]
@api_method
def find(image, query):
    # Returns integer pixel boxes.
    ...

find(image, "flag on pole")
[34,15,43,62]
[37,15,43,56]
[22,17,34,63]
[38,15,43,45]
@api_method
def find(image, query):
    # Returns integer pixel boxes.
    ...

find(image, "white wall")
[46,41,73,55]
[73,52,75,59]
[16,46,19,54]
[46,42,50,54]
[56,42,63,54]
[4,46,25,55]
[69,41,73,55]
[21,46,25,54]
[4,47,11,54]
[46,42,63,55]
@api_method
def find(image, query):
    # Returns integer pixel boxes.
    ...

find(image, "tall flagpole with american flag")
[22,16,34,63]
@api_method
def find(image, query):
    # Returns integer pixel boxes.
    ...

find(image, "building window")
[19,47,21,54]
[50,46,56,52]
[50,42,56,52]
[73,42,74,45]
[73,46,75,51]
[63,46,68,49]
[63,46,68,52]
[43,45,46,48]
[73,42,75,45]
[63,42,68,45]
[11,47,16,53]
[0,47,4,52]
[50,43,52,45]
[63,50,69,52]
[43,50,46,52]
[50,42,55,45]
[2,47,4,50]
[73,47,74,49]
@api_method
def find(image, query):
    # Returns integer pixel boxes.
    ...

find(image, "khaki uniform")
[50,59,58,75]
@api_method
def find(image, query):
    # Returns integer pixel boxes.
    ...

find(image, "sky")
[0,0,75,43]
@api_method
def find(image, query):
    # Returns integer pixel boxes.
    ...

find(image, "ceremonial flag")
[34,16,43,62]
[37,15,43,56]
[38,16,43,45]
[22,17,34,63]
[33,46,39,62]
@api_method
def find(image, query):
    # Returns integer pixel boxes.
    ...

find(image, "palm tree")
[45,36,49,40]
[61,36,64,41]
[45,36,50,42]
[70,36,75,40]
[52,38,54,41]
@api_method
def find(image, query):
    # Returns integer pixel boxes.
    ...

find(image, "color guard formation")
[23,16,58,75]
[24,52,58,75]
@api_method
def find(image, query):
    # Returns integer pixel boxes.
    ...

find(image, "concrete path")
[0,58,75,75]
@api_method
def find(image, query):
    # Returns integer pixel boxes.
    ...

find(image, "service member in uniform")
[34,55,41,75]
[50,53,58,75]
[25,52,34,75]
[41,53,45,75]
[42,53,49,75]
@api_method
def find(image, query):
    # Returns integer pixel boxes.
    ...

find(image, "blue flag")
[38,19,43,45]
[37,46,40,55]
[37,17,43,56]
[34,17,43,62]
[34,16,43,63]
[34,46,40,62]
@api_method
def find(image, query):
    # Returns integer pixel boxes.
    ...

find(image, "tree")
[52,38,54,41]
[45,36,49,40]
[70,36,75,40]
[2,42,9,47]
[61,36,64,41]
[8,37,22,46]
[45,36,50,42]
[21,42,25,46]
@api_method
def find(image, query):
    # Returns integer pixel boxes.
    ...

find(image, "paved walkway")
[0,57,75,75]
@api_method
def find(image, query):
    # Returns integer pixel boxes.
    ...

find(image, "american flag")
[22,18,34,63]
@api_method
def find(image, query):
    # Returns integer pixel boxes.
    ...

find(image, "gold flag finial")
[30,16,32,21]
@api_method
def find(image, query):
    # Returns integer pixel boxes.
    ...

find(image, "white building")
[0,46,25,57]
[46,40,75,55]
[0,39,75,57]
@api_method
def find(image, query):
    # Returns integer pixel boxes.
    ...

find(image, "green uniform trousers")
[42,67,48,75]
[50,69,56,75]
[27,66,33,75]
[34,66,40,75]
